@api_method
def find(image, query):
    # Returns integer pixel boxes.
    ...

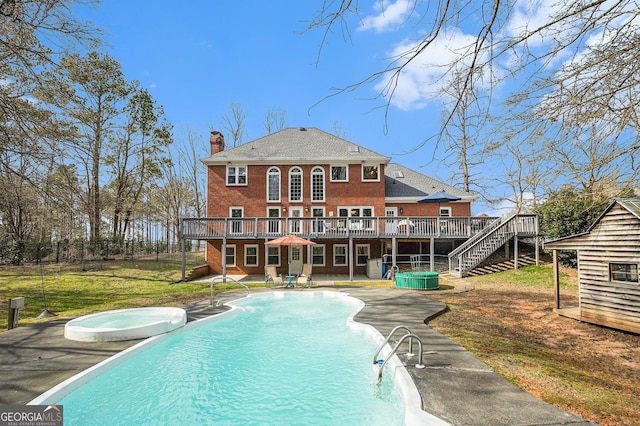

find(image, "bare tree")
[307,0,640,200]
[264,106,287,134]
[438,70,492,194]
[219,101,247,147]
[176,127,206,218]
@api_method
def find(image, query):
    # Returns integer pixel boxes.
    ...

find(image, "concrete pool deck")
[0,279,593,425]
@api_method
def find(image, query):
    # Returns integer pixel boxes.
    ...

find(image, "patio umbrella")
[265,235,316,246]
[418,191,462,216]
[266,235,316,277]
[418,191,462,204]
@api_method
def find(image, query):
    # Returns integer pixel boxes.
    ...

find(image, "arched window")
[289,167,303,202]
[311,166,325,202]
[267,167,280,202]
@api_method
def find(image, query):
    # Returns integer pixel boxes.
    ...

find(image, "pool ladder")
[209,276,250,306]
[373,325,425,380]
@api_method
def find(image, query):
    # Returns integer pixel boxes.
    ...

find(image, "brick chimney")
[210,131,225,155]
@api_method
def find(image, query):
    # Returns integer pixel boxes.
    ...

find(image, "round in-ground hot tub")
[64,307,187,342]
[395,271,439,290]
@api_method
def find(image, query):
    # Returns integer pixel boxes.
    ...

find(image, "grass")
[466,263,578,289]
[429,264,639,426]
[0,255,227,329]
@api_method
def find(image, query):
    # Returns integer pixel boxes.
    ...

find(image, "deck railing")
[181,216,498,240]
[448,214,539,277]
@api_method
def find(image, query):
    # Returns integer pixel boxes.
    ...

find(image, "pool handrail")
[209,276,250,306]
[373,325,414,364]
[377,333,425,380]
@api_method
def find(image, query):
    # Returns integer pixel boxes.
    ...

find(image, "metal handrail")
[377,333,425,379]
[209,276,250,306]
[373,325,413,364]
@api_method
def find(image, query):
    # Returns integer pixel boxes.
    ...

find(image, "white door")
[289,207,303,234]
[289,246,303,275]
[385,207,398,233]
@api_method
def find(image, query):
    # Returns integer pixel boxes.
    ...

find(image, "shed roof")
[544,198,640,249]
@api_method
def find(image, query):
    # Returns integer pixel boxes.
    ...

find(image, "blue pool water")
[53,292,408,425]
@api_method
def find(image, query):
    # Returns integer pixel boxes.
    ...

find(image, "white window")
[227,165,247,186]
[439,207,452,217]
[362,165,379,181]
[312,244,326,266]
[267,246,280,266]
[245,245,259,267]
[334,244,347,266]
[267,167,280,202]
[311,166,325,202]
[229,207,243,234]
[337,206,374,229]
[356,244,370,266]
[289,167,302,202]
[267,207,281,234]
[330,165,348,182]
[311,207,326,233]
[225,245,236,267]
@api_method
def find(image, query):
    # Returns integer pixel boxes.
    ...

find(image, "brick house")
[184,127,503,280]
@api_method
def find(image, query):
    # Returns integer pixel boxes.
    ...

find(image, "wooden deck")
[181,216,501,240]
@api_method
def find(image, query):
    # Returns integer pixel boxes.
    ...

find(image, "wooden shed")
[545,198,640,334]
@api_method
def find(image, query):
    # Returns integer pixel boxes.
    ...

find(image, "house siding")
[548,203,640,333]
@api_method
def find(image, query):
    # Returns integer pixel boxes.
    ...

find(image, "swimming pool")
[31,291,446,425]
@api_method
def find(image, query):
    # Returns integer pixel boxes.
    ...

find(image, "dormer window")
[362,165,379,181]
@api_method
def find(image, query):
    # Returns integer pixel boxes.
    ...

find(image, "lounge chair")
[265,265,283,287]
[296,263,313,287]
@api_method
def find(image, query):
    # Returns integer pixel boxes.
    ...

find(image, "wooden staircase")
[465,255,541,276]
[448,214,539,278]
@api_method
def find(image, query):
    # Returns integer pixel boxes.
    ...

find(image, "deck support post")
[514,235,519,270]
[221,236,227,282]
[180,219,186,282]
[348,236,353,282]
[430,237,435,271]
[553,249,560,309]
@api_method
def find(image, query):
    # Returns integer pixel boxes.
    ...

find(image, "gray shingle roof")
[384,163,474,200]
[202,127,391,164]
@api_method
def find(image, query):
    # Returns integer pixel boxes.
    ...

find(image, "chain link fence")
[0,240,206,266]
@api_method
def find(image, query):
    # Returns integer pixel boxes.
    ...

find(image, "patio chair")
[296,263,313,287]
[265,265,283,287]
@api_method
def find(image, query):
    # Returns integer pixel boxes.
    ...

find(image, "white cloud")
[359,0,413,32]
[374,27,484,110]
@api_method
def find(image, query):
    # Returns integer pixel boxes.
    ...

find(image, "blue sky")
[76,1,543,215]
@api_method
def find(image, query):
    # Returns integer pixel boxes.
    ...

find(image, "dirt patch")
[429,275,640,426]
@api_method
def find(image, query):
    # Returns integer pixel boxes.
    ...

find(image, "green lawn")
[0,256,226,329]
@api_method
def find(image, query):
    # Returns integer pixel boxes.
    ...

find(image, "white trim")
[330,164,349,182]
[226,165,247,186]
[288,166,303,203]
[244,244,259,267]
[266,166,281,202]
